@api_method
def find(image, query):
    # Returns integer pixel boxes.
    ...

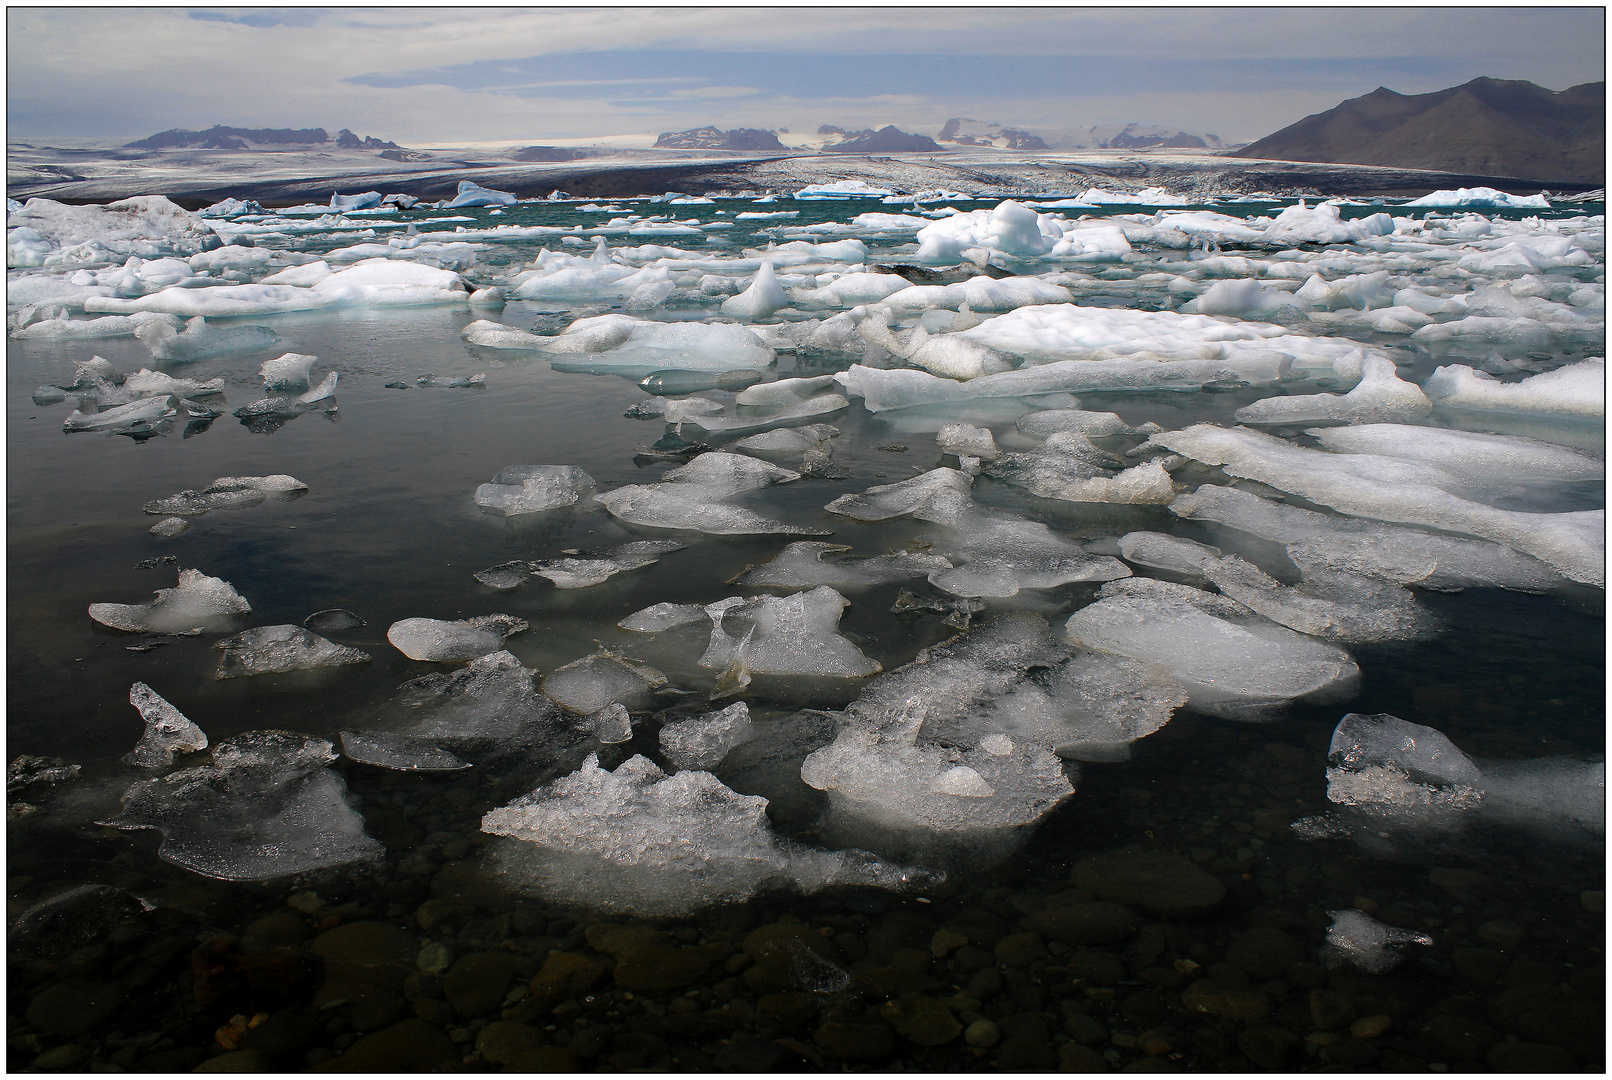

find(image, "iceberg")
[473,464,595,516]
[212,624,371,679]
[442,180,517,209]
[123,683,208,768]
[89,567,251,634]
[387,614,529,662]
[1063,578,1360,720]
[542,649,666,714]
[483,753,927,917]
[101,730,381,881]
[143,474,307,517]
[1154,424,1604,586]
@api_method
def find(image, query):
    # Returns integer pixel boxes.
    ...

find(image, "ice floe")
[101,731,381,880]
[1063,578,1360,719]
[483,753,928,917]
[89,567,251,634]
[123,683,208,768]
[387,614,529,662]
[596,451,827,536]
[473,465,595,516]
[212,625,371,679]
[143,474,307,517]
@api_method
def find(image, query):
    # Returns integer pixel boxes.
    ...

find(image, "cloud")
[7,7,1604,145]
[667,86,762,100]
[187,8,323,29]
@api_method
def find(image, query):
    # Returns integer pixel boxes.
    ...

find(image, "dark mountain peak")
[823,125,943,153]
[1236,78,1604,185]
[654,126,785,151]
[124,125,399,151]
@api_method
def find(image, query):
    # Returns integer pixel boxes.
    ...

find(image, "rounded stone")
[31,1045,90,1070]
[194,1050,272,1072]
[611,943,722,992]
[310,921,416,966]
[416,943,453,975]
[1065,1012,1109,1045]
[880,992,962,1046]
[309,1019,455,1073]
[1486,1041,1578,1073]
[964,1019,1001,1048]
[476,1020,546,1065]
[1059,1043,1112,1072]
[813,1021,897,1062]
[1237,1026,1300,1069]
[443,952,528,1018]
[1308,988,1355,1031]
[239,911,310,952]
[25,980,126,1037]
[1026,902,1140,946]
[997,1035,1059,1070]
[1181,979,1271,1021]
[1224,927,1304,981]
[994,932,1047,966]
[1071,851,1226,918]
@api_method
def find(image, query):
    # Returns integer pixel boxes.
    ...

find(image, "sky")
[7,6,1606,147]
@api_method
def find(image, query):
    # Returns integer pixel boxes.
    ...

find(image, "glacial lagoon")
[7,186,1605,1071]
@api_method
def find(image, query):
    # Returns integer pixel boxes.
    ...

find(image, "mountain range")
[126,126,400,151]
[1236,78,1604,184]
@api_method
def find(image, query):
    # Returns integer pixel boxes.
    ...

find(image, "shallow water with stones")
[7,193,1604,1072]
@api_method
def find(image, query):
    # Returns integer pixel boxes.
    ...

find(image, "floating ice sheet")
[1063,578,1360,720]
[482,753,927,917]
[101,730,381,881]
[473,465,595,516]
[123,683,208,768]
[89,567,251,634]
[1169,483,1562,592]
[981,652,1188,762]
[338,731,470,772]
[659,702,757,770]
[543,650,667,714]
[729,542,951,591]
[143,474,307,517]
[596,451,827,536]
[1322,910,1432,973]
[387,614,529,662]
[390,650,572,756]
[213,624,371,679]
[1154,424,1604,586]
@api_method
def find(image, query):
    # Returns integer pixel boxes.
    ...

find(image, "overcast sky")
[8,6,1605,146]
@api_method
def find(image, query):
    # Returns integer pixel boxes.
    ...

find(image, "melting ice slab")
[1169,483,1561,593]
[659,702,757,770]
[1154,424,1605,587]
[143,475,307,517]
[1063,578,1360,720]
[473,465,595,516]
[1323,910,1432,973]
[596,452,828,536]
[1323,711,1604,841]
[101,731,381,881]
[387,614,528,661]
[798,614,1081,865]
[123,683,208,768]
[338,731,470,772]
[212,625,371,679]
[89,567,251,634]
[482,753,928,917]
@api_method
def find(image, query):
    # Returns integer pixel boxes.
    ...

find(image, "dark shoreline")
[7,145,1600,208]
